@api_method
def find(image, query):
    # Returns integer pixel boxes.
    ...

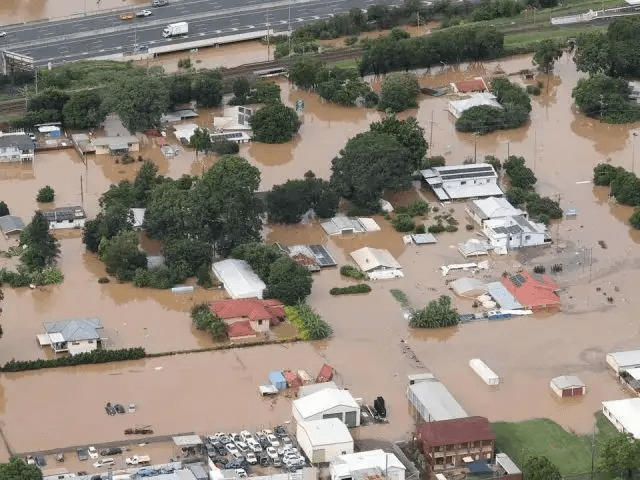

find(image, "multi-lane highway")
[1,0,392,66]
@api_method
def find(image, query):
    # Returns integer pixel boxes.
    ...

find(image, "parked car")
[248,441,262,453]
[245,452,258,465]
[206,445,217,457]
[225,443,239,455]
[256,434,270,449]
[151,0,169,6]
[274,425,288,437]
[231,433,241,443]
[232,451,244,460]
[267,434,280,448]
[235,469,248,478]
[28,133,36,141]
[240,430,253,442]
[93,458,115,468]
[88,447,98,459]
[136,9,152,16]
[219,434,232,444]
[35,456,46,467]
[281,436,293,448]
[100,447,123,456]
[0,32,6,38]
[258,453,269,467]
[76,448,89,461]
[56,452,64,463]
[259,429,273,436]
[273,458,282,468]
[235,441,249,453]
[114,404,125,414]
[266,447,278,461]
[213,442,227,456]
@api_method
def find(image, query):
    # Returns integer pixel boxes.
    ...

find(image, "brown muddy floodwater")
[0,0,149,24]
[2,53,640,460]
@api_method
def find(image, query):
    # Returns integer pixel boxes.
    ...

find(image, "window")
[525,235,531,240]
[258,320,263,325]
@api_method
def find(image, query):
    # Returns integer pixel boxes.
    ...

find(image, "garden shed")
[550,375,586,397]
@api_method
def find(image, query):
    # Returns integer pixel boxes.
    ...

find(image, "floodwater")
[3,52,640,464]
[0,0,149,24]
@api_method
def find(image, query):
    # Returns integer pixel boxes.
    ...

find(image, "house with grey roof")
[466,197,526,226]
[420,163,503,201]
[0,132,35,163]
[38,206,87,230]
[92,135,140,155]
[37,318,104,356]
[0,215,25,235]
[483,215,550,250]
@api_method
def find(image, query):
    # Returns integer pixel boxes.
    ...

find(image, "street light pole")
[632,132,638,174]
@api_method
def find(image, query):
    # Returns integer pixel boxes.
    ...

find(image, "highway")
[0,0,393,67]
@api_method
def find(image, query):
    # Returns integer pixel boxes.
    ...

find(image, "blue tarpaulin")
[269,370,287,390]
[468,461,492,473]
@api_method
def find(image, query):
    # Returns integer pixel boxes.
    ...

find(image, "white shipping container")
[469,359,500,386]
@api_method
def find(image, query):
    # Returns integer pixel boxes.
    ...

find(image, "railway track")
[0,99,27,117]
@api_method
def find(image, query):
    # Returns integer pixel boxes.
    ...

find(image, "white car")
[266,447,278,460]
[240,430,254,442]
[136,9,152,16]
[88,447,98,459]
[260,429,273,436]
[248,440,262,453]
[0,32,6,38]
[235,441,249,452]
[245,452,258,465]
[281,436,293,447]
[93,458,115,468]
[225,443,239,455]
[235,469,248,478]
[267,434,280,448]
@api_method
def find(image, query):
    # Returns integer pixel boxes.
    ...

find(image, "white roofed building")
[483,215,550,250]
[293,388,361,427]
[331,450,405,480]
[420,163,503,201]
[212,259,266,299]
[448,93,502,119]
[602,398,640,439]
[297,418,354,464]
[606,350,640,374]
[466,197,526,226]
[407,376,468,422]
[350,247,403,280]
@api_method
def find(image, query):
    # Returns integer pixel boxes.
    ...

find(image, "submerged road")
[0,0,395,67]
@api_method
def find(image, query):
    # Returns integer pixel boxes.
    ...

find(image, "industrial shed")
[407,377,468,422]
[293,388,361,427]
[602,398,640,439]
[606,350,640,374]
[212,259,266,299]
[297,418,354,464]
[550,376,585,397]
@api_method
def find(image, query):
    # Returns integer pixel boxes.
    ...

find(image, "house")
[420,163,504,201]
[0,132,36,163]
[501,271,560,311]
[279,244,337,270]
[321,216,380,235]
[161,109,199,123]
[451,78,488,94]
[37,318,104,356]
[458,238,491,258]
[483,215,550,250]
[92,135,140,155]
[211,131,251,144]
[211,259,266,299]
[37,124,61,137]
[38,206,87,230]
[450,278,488,297]
[173,123,200,144]
[293,387,361,427]
[602,398,640,439]
[331,450,405,480]
[417,416,495,471]
[227,320,256,339]
[466,197,526,226]
[209,299,285,333]
[0,215,25,236]
[299,381,340,397]
[550,375,586,398]
[606,350,640,374]
[296,418,354,464]
[486,281,523,310]
[407,376,468,422]
[448,93,501,119]
[213,106,253,132]
[350,247,403,280]
[130,208,146,229]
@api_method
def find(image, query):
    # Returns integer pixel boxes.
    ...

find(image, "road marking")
[248,25,255,28]
[215,29,222,33]
[99,49,105,52]
[116,46,122,49]
[231,27,238,31]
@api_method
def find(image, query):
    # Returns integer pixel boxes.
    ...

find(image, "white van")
[93,458,115,468]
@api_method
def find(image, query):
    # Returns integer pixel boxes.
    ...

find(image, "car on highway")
[151,0,169,6]
[136,9,152,17]
[0,32,6,38]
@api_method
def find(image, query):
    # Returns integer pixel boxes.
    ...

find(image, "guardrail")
[551,5,640,24]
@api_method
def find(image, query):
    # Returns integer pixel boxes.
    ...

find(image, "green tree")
[522,456,562,480]
[266,177,339,223]
[630,209,640,229]
[289,57,322,89]
[212,140,240,155]
[593,163,620,185]
[132,160,160,208]
[266,257,312,305]
[19,212,60,271]
[190,127,213,157]
[0,456,43,480]
[190,304,227,340]
[0,201,9,217]
[144,180,195,241]
[506,187,526,206]
[165,238,213,277]
[369,116,427,171]
[102,75,169,131]
[253,81,282,104]
[504,156,537,189]
[28,88,69,113]
[167,75,192,108]
[233,77,251,101]
[102,230,147,281]
[36,185,55,203]
[409,295,459,328]
[193,70,223,107]
[82,204,133,253]
[62,90,103,128]
[572,74,640,123]
[378,72,420,112]
[456,105,505,134]
[611,169,640,205]
[231,242,284,280]
[251,103,300,143]
[533,39,563,74]
[331,131,411,210]
[193,156,264,255]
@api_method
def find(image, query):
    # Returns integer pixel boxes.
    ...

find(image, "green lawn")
[492,414,620,476]
[504,24,607,48]
[330,58,360,69]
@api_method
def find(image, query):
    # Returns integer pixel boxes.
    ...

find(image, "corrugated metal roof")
[486,282,523,310]
[294,388,359,418]
[212,259,266,299]
[43,318,103,342]
[606,350,640,369]
[407,381,468,421]
[0,132,35,150]
[0,215,25,233]
[297,418,353,446]
[172,435,203,446]
[298,381,339,397]
[332,450,405,476]
[495,453,521,475]
[350,247,401,272]
[602,398,640,439]
[551,375,584,389]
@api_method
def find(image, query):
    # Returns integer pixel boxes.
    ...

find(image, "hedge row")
[339,265,368,280]
[284,303,332,340]
[1,347,146,372]
[330,284,372,295]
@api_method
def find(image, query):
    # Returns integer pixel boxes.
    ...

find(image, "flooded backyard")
[1,52,640,464]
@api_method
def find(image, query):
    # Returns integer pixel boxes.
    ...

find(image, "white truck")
[125,455,151,466]
[162,22,188,38]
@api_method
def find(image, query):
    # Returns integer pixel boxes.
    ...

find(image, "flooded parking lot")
[2,52,640,462]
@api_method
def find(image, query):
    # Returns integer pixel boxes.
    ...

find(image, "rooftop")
[43,318,103,342]
[467,197,525,221]
[0,215,25,234]
[210,299,285,325]
[418,416,495,447]
[0,132,35,150]
[551,375,585,389]
[452,78,488,93]
[294,387,359,418]
[350,247,401,272]
[38,206,86,222]
[227,320,256,338]
[92,135,139,147]
[485,215,547,237]
[297,418,353,446]
[502,271,560,310]
[486,281,523,310]
[332,449,405,476]
[321,216,380,235]
[212,259,266,299]
[448,93,501,118]
[607,350,640,368]
[299,381,339,397]
[408,380,468,421]
[602,398,640,439]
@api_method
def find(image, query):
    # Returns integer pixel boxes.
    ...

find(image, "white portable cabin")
[469,359,500,386]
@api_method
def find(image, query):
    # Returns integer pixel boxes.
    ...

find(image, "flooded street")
[2,51,640,463]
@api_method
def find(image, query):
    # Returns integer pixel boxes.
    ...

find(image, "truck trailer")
[162,22,188,38]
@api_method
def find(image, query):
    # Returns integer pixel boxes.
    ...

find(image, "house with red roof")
[501,270,560,311]
[417,416,495,471]
[226,320,256,340]
[451,78,488,94]
[210,299,286,337]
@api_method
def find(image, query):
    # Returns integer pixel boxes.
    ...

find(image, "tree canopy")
[0,456,42,480]
[599,433,640,479]
[330,131,411,211]
[190,127,213,157]
[369,116,427,171]
[572,74,640,124]
[0,201,8,217]
[19,212,60,271]
[522,456,562,480]
[101,230,147,281]
[36,186,55,203]
[192,70,223,107]
[409,295,459,328]
[504,155,537,189]
[533,39,563,74]
[266,176,339,223]
[62,90,104,129]
[251,103,301,143]
[266,257,313,305]
[378,72,420,112]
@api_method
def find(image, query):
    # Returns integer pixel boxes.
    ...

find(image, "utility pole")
[632,132,638,174]
[288,0,291,56]
[507,140,510,159]
[35,67,38,95]
[429,110,434,150]
[555,193,561,252]
[533,126,537,172]
[474,132,478,163]
[80,175,84,210]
